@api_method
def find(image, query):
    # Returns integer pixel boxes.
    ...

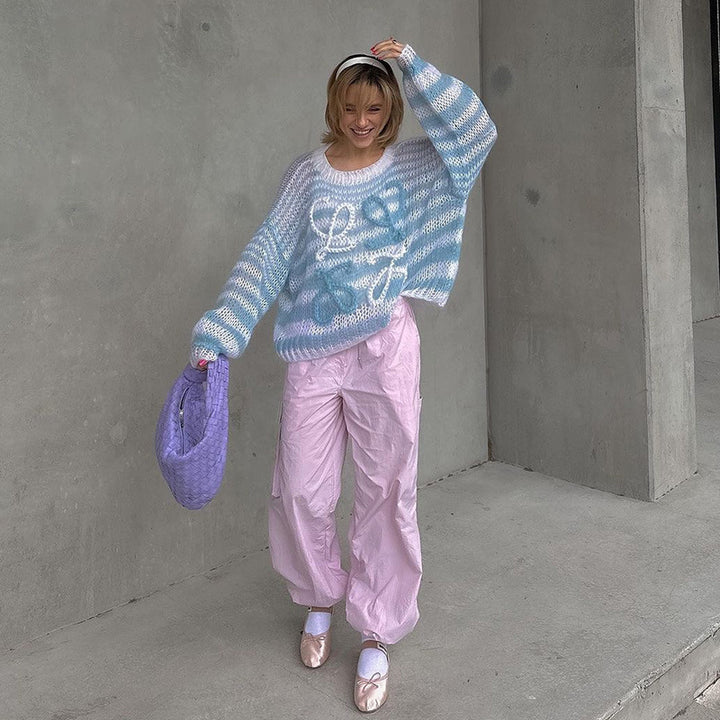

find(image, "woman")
[190,36,497,712]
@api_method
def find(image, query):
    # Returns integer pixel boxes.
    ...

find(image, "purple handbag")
[155,355,229,510]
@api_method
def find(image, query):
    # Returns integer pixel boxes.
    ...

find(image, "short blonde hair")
[321,55,404,149]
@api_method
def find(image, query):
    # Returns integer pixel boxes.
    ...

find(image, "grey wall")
[683,0,720,321]
[636,0,696,498]
[481,0,695,499]
[0,0,487,649]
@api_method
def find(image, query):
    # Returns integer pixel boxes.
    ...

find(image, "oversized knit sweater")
[190,43,497,366]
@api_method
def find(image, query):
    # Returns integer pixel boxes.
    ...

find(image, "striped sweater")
[190,43,497,366]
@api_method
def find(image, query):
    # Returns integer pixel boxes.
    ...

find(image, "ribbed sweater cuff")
[396,43,418,74]
[190,344,220,369]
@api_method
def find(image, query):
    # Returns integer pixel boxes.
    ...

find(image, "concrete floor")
[3,317,720,720]
[678,678,720,719]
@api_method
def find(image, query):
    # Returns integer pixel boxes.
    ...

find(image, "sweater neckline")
[313,144,396,185]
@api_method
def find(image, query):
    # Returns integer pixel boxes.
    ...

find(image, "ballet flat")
[300,628,331,668]
[354,670,389,713]
[354,641,389,713]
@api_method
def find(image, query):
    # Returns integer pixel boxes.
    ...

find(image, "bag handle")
[203,354,229,416]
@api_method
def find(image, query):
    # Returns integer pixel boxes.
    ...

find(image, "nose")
[356,111,370,127]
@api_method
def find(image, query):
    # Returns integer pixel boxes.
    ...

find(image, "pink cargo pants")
[268,296,423,645]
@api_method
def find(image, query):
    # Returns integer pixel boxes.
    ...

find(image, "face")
[338,83,389,150]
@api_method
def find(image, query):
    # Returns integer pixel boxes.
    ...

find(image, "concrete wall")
[636,0,697,498]
[482,0,695,499]
[683,0,720,321]
[0,0,487,650]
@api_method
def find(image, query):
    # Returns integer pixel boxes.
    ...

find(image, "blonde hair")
[321,55,404,149]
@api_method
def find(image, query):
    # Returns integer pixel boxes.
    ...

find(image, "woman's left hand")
[370,37,407,61]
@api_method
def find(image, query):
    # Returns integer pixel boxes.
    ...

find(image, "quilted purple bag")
[155,355,229,510]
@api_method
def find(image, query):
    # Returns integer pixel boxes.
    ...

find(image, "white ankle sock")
[304,610,332,635]
[358,635,389,678]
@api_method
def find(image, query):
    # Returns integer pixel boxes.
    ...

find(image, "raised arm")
[386,41,497,199]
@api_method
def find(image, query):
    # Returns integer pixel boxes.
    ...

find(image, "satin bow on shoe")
[354,670,389,713]
[299,629,331,668]
[354,640,390,713]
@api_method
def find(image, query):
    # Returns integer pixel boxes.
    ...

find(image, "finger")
[370,38,394,53]
[371,46,397,59]
[371,39,405,59]
[375,36,403,47]
[373,48,402,61]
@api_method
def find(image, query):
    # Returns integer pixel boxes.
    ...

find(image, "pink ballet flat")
[300,628,332,668]
[354,641,389,713]
[299,606,333,668]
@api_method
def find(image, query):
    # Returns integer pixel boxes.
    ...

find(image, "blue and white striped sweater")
[190,43,497,366]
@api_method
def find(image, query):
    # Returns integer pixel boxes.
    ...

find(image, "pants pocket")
[416,394,423,442]
[270,399,284,498]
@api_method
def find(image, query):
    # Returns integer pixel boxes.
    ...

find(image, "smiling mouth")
[352,128,373,136]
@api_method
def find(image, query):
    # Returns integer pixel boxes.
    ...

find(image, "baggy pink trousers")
[268,296,423,645]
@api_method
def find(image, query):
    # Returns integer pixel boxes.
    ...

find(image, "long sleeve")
[189,155,306,367]
[396,44,497,199]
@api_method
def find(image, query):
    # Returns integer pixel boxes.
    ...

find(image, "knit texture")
[190,44,497,366]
